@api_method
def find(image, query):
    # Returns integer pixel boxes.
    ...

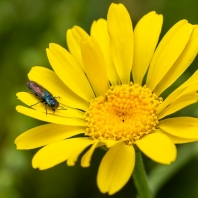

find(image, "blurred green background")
[1,0,198,197]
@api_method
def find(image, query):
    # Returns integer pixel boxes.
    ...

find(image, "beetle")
[27,80,63,115]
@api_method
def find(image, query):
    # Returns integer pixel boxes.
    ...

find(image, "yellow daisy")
[15,3,198,195]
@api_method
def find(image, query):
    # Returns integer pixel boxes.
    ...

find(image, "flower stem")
[132,151,153,198]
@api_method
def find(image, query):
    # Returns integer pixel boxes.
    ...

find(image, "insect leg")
[30,101,41,107]
[44,103,48,115]
[54,96,61,99]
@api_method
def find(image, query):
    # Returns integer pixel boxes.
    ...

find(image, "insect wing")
[27,81,47,100]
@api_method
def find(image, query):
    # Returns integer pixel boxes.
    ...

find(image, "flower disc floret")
[85,83,163,145]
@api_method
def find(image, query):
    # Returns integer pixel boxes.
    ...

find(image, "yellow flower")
[15,3,198,195]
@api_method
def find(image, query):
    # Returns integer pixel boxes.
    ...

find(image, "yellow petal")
[107,3,133,84]
[15,124,85,149]
[136,133,176,164]
[67,139,94,166]
[28,66,89,111]
[154,25,198,95]
[159,117,198,139]
[81,37,108,96]
[97,142,135,195]
[100,139,122,148]
[158,93,198,119]
[158,131,198,144]
[132,11,163,85]
[32,138,93,170]
[81,140,103,167]
[16,105,86,126]
[157,70,198,113]
[147,20,193,91]
[47,43,95,101]
[91,19,120,86]
[66,26,89,68]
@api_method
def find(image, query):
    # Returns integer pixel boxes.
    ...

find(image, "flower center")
[85,83,162,145]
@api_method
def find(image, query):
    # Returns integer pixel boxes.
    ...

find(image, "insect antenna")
[57,102,67,111]
[57,106,67,111]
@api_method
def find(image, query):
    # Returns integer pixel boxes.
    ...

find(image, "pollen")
[85,83,162,145]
